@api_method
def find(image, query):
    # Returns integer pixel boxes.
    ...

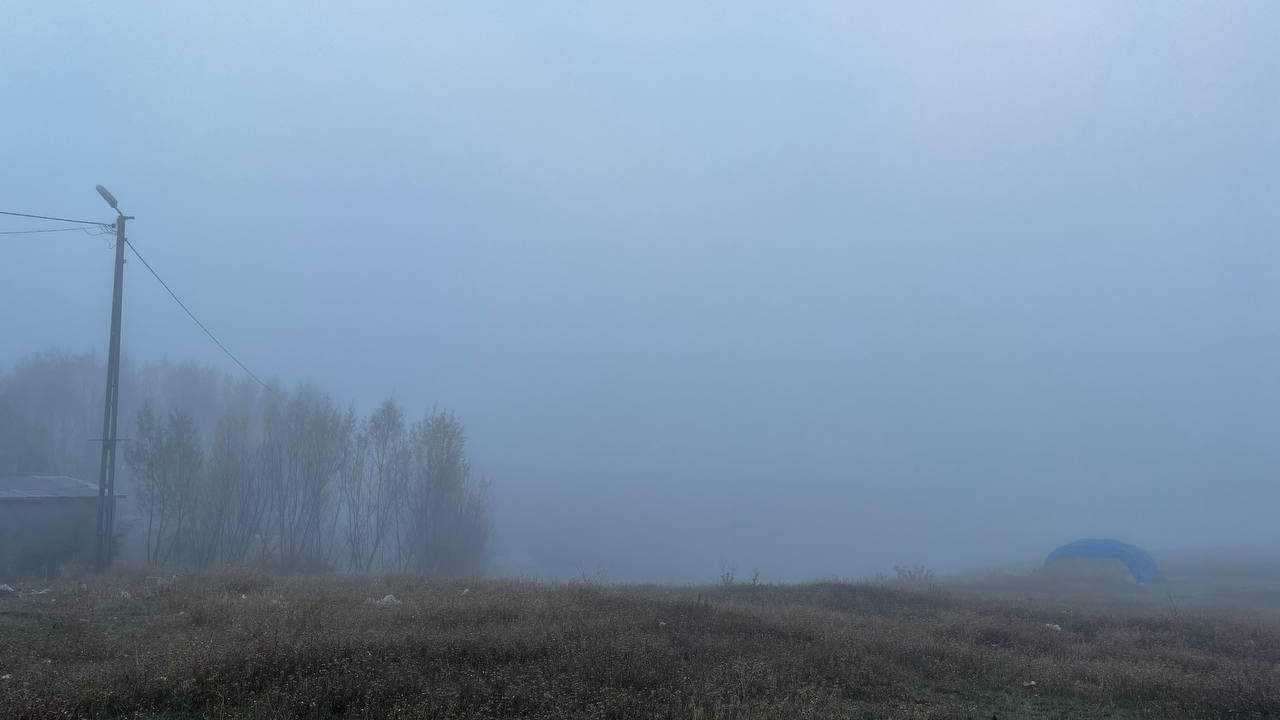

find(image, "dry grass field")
[1,563,1278,719]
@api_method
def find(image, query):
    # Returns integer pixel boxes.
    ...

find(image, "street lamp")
[96,185,119,213]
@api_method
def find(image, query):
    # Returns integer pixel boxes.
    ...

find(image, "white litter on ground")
[0,584,14,595]
[1043,623,1062,631]
[371,594,401,607]
[119,590,132,600]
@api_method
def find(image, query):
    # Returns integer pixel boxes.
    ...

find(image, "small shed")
[0,476,116,577]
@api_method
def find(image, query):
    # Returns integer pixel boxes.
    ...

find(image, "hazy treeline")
[0,351,490,575]
[0,351,105,480]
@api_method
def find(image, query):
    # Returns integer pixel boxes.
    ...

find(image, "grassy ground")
[947,549,1280,617]
[0,570,1278,719]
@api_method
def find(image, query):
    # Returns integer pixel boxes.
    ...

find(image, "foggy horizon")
[4,2,1279,582]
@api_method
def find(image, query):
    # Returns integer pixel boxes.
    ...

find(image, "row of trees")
[1,352,491,575]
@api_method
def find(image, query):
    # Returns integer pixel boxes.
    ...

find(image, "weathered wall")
[0,499,100,578]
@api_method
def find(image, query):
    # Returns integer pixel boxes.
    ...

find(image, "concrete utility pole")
[94,185,130,571]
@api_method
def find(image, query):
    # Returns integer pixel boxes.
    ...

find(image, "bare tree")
[262,386,351,571]
[125,406,203,566]
[162,411,203,565]
[125,404,164,565]
[198,384,264,566]
[401,410,489,576]
[342,398,408,571]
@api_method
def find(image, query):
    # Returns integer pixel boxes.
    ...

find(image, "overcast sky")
[3,2,1278,580]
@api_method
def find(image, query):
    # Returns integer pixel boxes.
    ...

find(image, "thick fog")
[2,2,1278,581]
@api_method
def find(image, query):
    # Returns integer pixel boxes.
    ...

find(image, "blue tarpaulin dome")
[1044,539,1163,583]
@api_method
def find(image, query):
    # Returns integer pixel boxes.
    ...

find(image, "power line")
[0,209,113,226]
[125,239,271,391]
[6,201,272,393]
[0,225,109,235]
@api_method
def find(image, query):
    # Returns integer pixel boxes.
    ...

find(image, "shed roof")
[0,475,103,500]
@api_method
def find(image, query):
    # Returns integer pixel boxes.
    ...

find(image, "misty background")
[2,2,1278,581]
